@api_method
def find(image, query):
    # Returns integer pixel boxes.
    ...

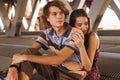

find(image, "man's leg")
[18,48,56,80]
[35,64,56,80]
[17,48,39,80]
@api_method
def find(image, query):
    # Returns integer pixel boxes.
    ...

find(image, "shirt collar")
[49,22,72,37]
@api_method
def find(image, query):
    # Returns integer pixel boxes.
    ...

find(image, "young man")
[6,1,85,80]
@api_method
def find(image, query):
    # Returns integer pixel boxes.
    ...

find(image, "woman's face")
[74,16,89,34]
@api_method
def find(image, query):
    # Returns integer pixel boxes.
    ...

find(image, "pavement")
[0,35,120,79]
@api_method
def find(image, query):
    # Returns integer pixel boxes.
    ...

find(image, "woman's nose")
[82,25,88,30]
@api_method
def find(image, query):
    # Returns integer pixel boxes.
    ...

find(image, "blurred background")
[0,0,120,80]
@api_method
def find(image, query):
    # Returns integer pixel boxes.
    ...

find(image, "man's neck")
[56,26,66,37]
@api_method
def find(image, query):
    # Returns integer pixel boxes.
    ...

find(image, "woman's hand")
[72,32,84,48]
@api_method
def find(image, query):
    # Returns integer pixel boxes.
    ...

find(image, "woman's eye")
[77,23,82,27]
[85,22,88,25]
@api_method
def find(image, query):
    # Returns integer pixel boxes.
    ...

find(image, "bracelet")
[9,64,19,72]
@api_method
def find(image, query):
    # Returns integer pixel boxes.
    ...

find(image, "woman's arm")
[86,32,100,70]
[72,32,99,71]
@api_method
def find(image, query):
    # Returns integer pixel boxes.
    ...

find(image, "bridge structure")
[0,0,120,36]
[0,0,120,79]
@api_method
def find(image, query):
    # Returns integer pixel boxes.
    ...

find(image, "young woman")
[69,9,100,80]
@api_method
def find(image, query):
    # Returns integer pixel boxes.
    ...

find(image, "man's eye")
[60,12,64,15]
[52,12,57,16]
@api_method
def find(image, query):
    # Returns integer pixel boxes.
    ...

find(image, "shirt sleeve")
[62,34,80,56]
[36,31,49,50]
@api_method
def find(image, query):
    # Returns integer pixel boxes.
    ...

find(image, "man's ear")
[47,17,49,22]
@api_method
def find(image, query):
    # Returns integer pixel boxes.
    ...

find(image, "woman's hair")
[69,9,91,34]
[69,9,92,49]
[41,0,69,28]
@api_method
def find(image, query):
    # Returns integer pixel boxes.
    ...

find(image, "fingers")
[72,32,84,43]
[73,32,84,39]
[71,32,84,48]
[12,54,24,64]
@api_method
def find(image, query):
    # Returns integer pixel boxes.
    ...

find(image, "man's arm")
[6,41,42,80]
[9,40,42,69]
[12,46,74,65]
[30,42,42,50]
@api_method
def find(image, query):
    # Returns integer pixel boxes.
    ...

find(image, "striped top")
[36,23,81,64]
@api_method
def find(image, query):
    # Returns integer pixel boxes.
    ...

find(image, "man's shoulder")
[42,28,52,34]
[43,28,52,31]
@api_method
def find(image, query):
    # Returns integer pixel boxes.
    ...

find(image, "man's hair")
[43,0,69,18]
[41,0,69,28]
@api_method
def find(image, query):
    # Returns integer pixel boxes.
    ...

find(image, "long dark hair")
[69,9,91,49]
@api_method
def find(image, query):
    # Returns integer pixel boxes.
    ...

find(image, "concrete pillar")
[9,0,28,37]
[0,0,10,34]
[89,0,111,31]
[110,0,120,20]
[77,0,86,9]
[28,0,41,31]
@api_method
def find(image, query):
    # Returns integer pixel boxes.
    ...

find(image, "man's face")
[47,6,65,31]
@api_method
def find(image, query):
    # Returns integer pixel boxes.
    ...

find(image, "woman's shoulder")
[89,32,100,49]
[89,32,100,44]
[89,31,99,39]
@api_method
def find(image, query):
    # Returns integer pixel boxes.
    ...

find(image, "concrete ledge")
[98,30,120,36]
[0,56,12,71]
[1,30,120,36]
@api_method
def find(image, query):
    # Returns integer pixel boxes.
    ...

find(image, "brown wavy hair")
[41,0,69,29]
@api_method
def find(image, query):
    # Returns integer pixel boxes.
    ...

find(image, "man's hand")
[12,54,26,64]
[6,67,18,80]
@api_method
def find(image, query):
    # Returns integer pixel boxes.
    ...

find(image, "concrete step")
[0,56,12,71]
